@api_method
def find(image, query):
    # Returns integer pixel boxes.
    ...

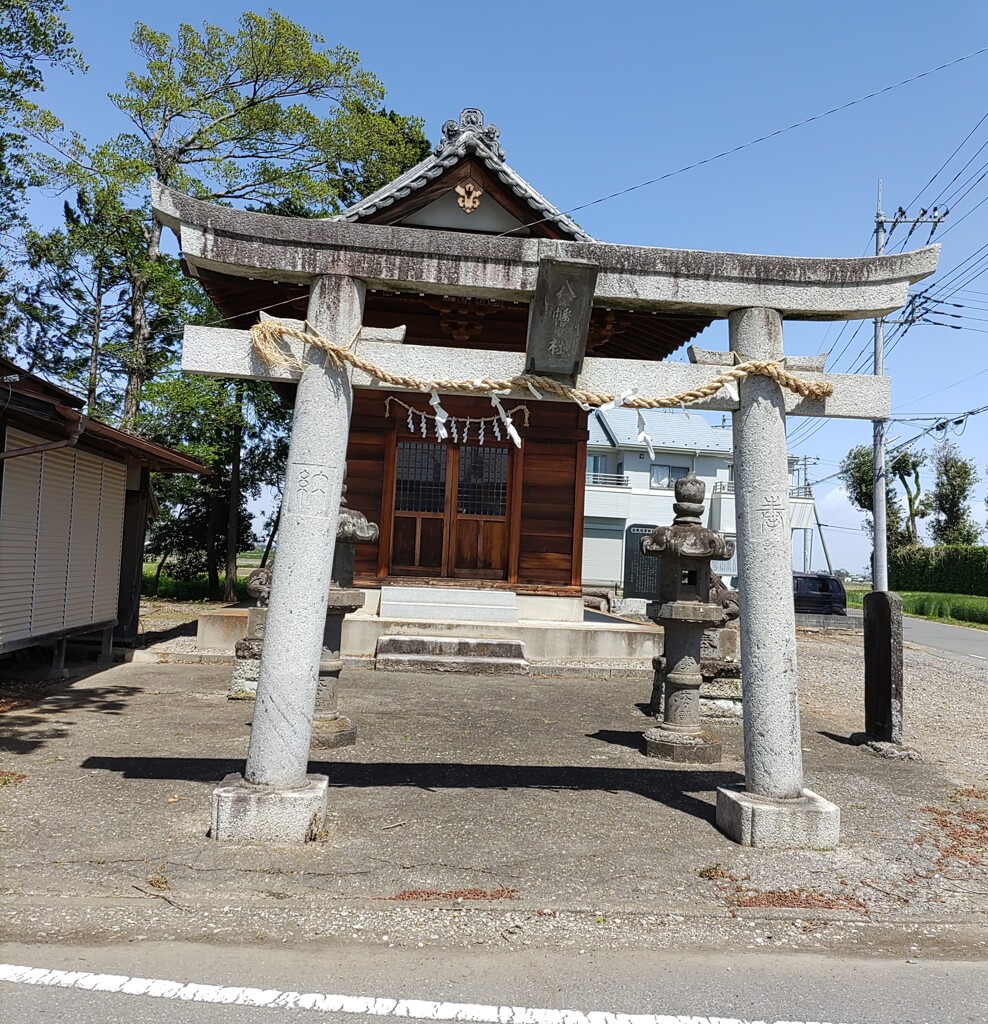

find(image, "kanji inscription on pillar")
[756,495,786,531]
[286,463,336,517]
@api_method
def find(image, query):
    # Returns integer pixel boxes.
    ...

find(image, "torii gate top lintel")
[152,182,939,322]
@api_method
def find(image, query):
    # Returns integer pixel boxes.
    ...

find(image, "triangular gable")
[332,108,592,241]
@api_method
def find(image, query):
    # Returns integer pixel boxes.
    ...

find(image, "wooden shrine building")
[184,109,713,612]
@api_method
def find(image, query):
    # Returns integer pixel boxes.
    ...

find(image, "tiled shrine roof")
[331,108,593,242]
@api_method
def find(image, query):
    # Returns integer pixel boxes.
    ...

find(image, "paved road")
[847,610,986,665]
[2,942,986,1024]
[901,614,987,664]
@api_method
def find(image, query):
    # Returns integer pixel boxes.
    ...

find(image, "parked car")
[792,572,847,615]
[727,572,847,616]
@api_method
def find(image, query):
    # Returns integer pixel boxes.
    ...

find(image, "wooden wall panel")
[517,405,588,589]
[351,388,588,591]
[347,391,391,578]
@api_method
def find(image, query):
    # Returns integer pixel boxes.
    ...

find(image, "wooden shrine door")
[390,440,510,580]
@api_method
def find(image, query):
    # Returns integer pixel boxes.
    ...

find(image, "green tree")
[141,367,292,601]
[0,1,84,357]
[889,449,931,546]
[21,189,138,412]
[142,374,255,599]
[838,444,911,551]
[929,440,982,546]
[38,10,427,429]
[0,0,83,232]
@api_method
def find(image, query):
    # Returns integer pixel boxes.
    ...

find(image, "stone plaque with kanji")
[525,257,597,376]
[624,522,661,600]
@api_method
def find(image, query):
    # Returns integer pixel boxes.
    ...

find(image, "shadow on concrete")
[0,684,141,755]
[586,728,643,751]
[138,619,198,647]
[79,756,743,823]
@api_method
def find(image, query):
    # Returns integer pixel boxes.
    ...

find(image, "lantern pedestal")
[639,474,735,766]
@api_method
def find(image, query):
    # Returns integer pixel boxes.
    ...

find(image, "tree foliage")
[34,10,426,429]
[0,0,84,348]
[0,0,83,225]
[929,440,982,546]
[3,10,428,597]
[837,444,911,551]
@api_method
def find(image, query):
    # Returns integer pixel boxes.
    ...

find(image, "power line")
[900,109,988,212]
[498,45,988,235]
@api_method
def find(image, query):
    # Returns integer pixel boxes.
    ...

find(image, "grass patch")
[141,571,248,602]
[846,589,988,628]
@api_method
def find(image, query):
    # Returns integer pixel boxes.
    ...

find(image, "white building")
[581,408,817,591]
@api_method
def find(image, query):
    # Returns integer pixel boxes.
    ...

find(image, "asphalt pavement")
[845,608,986,664]
[901,614,987,664]
[2,942,987,1024]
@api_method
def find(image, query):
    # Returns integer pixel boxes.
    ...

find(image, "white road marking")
[0,962,849,1024]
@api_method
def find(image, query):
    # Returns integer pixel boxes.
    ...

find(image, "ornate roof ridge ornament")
[436,108,506,160]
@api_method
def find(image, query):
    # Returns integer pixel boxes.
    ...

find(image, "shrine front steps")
[378,585,519,624]
[374,635,529,675]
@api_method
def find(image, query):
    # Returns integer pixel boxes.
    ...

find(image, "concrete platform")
[195,605,661,672]
[380,585,518,623]
[211,772,328,843]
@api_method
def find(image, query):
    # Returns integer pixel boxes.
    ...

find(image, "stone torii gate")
[153,183,938,849]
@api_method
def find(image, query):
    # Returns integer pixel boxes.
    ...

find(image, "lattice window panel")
[457,447,508,516]
[394,442,447,513]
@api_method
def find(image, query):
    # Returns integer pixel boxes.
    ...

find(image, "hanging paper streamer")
[429,389,449,441]
[490,394,522,448]
[384,396,529,445]
[637,408,656,460]
[479,419,485,446]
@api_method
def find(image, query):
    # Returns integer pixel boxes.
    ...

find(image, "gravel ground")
[1,629,987,956]
[797,630,988,775]
[136,598,229,655]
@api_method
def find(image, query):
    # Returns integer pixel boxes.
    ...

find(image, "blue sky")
[35,0,988,571]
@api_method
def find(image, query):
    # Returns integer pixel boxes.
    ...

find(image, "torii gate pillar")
[212,275,363,843]
[716,307,840,848]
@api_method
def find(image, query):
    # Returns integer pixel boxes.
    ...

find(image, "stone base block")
[228,660,259,700]
[643,727,722,763]
[716,785,840,849]
[210,773,328,843]
[311,716,357,750]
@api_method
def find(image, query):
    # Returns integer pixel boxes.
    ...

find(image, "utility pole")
[873,180,889,591]
[871,180,946,591]
[813,502,833,574]
[802,454,812,572]
[866,181,944,746]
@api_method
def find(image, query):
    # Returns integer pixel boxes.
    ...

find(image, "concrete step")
[376,635,525,659]
[375,634,529,675]
[376,653,529,675]
[379,586,519,623]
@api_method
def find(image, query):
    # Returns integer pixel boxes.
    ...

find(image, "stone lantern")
[640,472,735,763]
[311,480,379,750]
[229,478,379,752]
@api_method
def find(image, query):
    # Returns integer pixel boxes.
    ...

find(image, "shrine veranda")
[151,113,938,849]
